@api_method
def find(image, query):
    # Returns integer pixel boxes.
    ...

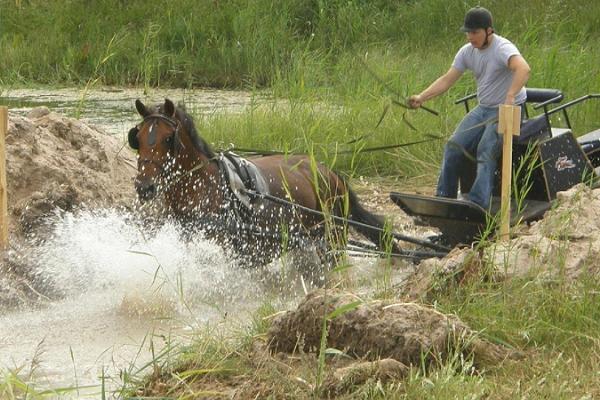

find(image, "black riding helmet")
[460,7,493,32]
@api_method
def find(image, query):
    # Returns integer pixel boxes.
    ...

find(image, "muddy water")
[0,207,302,398]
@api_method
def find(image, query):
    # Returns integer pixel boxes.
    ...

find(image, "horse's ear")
[164,98,176,118]
[135,99,150,117]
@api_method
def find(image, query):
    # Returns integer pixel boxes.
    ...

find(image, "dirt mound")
[268,289,515,371]
[401,247,483,301]
[4,107,137,239]
[1,108,137,307]
[485,184,600,280]
[402,184,600,300]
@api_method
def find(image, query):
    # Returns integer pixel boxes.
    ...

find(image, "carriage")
[391,88,600,246]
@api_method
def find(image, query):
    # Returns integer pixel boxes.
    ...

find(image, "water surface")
[0,86,256,136]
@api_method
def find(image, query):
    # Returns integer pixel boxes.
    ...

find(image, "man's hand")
[408,67,462,110]
[408,95,424,109]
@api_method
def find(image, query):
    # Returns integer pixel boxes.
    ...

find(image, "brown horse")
[128,98,398,265]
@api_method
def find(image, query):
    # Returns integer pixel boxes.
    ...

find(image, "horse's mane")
[158,102,216,159]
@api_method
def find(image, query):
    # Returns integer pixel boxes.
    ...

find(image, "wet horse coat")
[129,98,397,264]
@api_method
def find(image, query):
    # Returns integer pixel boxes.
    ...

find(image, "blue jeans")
[436,105,502,210]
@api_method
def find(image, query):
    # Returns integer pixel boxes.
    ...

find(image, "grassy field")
[2,0,600,398]
[2,0,599,89]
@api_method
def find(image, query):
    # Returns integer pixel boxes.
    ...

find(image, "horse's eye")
[165,136,173,144]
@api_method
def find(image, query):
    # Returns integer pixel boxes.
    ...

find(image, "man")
[408,7,530,209]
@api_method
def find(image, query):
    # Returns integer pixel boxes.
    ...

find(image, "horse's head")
[129,98,183,202]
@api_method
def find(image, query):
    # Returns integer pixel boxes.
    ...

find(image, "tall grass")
[1,0,599,92]
[191,96,447,178]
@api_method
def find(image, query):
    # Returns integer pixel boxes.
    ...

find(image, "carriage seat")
[516,114,552,144]
[525,88,563,104]
[516,88,566,144]
[516,111,572,145]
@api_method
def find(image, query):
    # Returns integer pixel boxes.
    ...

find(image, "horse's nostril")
[146,185,156,198]
[136,182,157,201]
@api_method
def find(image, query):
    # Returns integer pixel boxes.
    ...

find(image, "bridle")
[132,113,182,176]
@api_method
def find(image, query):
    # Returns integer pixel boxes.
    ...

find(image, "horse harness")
[130,114,287,240]
[217,151,270,217]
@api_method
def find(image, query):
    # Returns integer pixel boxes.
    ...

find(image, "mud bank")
[1,108,137,307]
[4,107,136,239]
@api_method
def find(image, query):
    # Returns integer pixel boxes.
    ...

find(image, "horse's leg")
[280,226,331,286]
[226,214,282,268]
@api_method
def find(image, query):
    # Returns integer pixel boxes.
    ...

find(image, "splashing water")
[27,207,310,307]
[0,207,309,397]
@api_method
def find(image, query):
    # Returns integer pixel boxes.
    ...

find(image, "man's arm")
[504,55,531,105]
[409,67,463,108]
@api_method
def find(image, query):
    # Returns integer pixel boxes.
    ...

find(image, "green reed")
[1,0,599,91]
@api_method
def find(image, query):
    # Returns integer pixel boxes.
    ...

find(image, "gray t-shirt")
[452,34,526,107]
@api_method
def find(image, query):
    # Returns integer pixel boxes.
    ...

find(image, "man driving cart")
[408,7,531,210]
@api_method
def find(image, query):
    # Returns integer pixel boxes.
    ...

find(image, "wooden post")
[498,104,521,241]
[0,107,8,250]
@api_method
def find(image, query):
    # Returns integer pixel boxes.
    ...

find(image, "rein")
[241,188,450,257]
[224,136,443,157]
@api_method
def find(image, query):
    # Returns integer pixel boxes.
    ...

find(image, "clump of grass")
[0,354,91,399]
